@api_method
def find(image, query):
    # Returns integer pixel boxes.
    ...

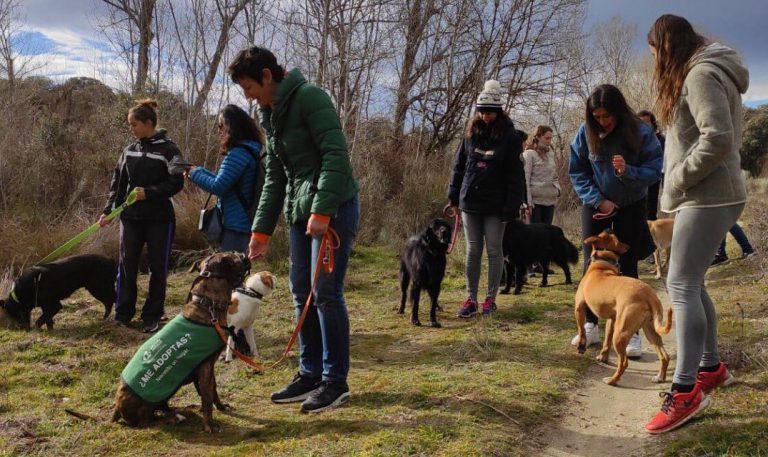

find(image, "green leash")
[36,188,139,265]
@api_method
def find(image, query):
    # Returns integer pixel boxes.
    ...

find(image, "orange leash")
[213,228,341,371]
[443,204,462,254]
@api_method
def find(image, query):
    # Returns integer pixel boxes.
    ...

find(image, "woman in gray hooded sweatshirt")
[644,14,749,435]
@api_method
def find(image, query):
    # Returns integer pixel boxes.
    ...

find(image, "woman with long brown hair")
[523,125,561,225]
[644,14,749,434]
[448,80,526,317]
[186,104,265,254]
[568,84,662,356]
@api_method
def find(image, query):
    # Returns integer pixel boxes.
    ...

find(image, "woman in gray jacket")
[644,14,749,435]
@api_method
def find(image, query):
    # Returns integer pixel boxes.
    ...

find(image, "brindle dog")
[111,251,249,432]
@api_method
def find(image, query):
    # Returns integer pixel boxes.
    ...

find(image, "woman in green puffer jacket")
[227,46,360,414]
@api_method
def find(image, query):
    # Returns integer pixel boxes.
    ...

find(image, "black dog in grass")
[501,219,578,295]
[399,218,452,328]
[0,254,116,329]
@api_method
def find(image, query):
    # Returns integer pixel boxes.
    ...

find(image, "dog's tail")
[563,238,580,265]
[65,409,96,421]
[652,299,673,336]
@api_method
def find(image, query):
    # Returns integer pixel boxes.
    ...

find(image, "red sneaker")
[481,297,495,316]
[645,384,711,434]
[696,362,735,394]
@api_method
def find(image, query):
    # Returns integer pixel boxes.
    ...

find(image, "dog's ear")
[257,271,274,291]
[187,258,202,273]
[616,242,630,254]
[583,236,599,245]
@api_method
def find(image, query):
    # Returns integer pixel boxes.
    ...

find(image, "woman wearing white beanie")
[447,80,526,316]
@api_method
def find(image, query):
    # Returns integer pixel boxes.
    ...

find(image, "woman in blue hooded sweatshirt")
[568,84,663,356]
[187,104,264,254]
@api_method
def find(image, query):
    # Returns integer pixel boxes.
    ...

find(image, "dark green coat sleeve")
[252,107,287,235]
[300,86,355,217]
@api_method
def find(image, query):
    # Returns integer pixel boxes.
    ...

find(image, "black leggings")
[531,204,555,225]
[581,199,651,324]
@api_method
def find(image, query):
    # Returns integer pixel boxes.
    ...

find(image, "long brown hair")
[524,125,553,157]
[648,14,708,126]
[585,85,640,158]
[218,104,265,155]
[464,111,515,142]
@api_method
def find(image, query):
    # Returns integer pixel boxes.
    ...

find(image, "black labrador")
[398,218,452,328]
[0,254,116,329]
[501,219,579,295]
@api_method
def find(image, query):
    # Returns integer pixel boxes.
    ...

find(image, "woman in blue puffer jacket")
[187,104,264,254]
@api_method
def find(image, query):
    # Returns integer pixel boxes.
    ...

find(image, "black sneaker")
[711,255,728,266]
[300,380,350,413]
[142,321,160,333]
[270,373,321,404]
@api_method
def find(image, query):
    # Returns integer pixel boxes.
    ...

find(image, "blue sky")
[12,0,768,107]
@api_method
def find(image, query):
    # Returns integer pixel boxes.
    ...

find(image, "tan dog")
[574,230,673,386]
[647,218,674,279]
[225,271,277,362]
[111,251,249,432]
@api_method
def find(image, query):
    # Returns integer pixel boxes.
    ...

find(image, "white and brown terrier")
[225,271,277,362]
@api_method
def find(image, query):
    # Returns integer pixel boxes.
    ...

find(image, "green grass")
[1,241,766,456]
[0,244,586,456]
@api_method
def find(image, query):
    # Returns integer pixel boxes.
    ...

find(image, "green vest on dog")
[121,315,224,404]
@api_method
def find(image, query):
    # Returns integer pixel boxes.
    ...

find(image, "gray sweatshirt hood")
[690,42,749,94]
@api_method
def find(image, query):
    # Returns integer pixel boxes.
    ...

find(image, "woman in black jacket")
[99,99,184,333]
[447,80,526,317]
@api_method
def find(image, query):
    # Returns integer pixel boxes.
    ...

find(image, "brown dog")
[647,218,674,279]
[574,230,673,386]
[111,251,249,432]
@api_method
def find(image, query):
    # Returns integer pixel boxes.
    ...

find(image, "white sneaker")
[571,322,600,347]
[627,333,642,358]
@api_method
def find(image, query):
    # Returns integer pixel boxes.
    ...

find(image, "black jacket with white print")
[104,129,184,221]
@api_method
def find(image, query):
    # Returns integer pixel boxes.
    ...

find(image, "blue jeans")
[289,196,359,382]
[220,229,250,255]
[716,223,754,257]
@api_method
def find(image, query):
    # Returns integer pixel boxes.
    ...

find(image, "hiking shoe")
[627,333,643,359]
[711,254,728,266]
[481,297,495,316]
[114,318,131,328]
[457,298,478,318]
[570,322,600,347]
[696,362,735,395]
[142,321,160,333]
[270,373,321,404]
[300,380,350,413]
[645,384,710,434]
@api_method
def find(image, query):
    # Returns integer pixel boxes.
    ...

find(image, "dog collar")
[590,256,621,269]
[9,287,18,303]
[192,293,229,311]
[235,286,263,300]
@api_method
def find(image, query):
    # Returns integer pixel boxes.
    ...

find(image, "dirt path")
[537,281,673,456]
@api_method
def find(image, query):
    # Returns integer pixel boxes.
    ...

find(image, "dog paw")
[499,290,510,295]
[396,309,405,315]
[513,290,522,295]
[651,375,665,383]
[538,283,548,288]
[596,354,609,363]
[430,321,442,328]
[174,413,187,423]
[215,403,232,412]
[602,377,618,386]
[565,280,573,285]
[411,320,422,327]
[203,422,221,433]
[577,344,586,354]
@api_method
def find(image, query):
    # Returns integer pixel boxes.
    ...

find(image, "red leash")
[443,204,462,254]
[212,228,341,371]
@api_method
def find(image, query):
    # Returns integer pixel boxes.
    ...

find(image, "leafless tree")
[99,0,158,93]
[0,0,43,88]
